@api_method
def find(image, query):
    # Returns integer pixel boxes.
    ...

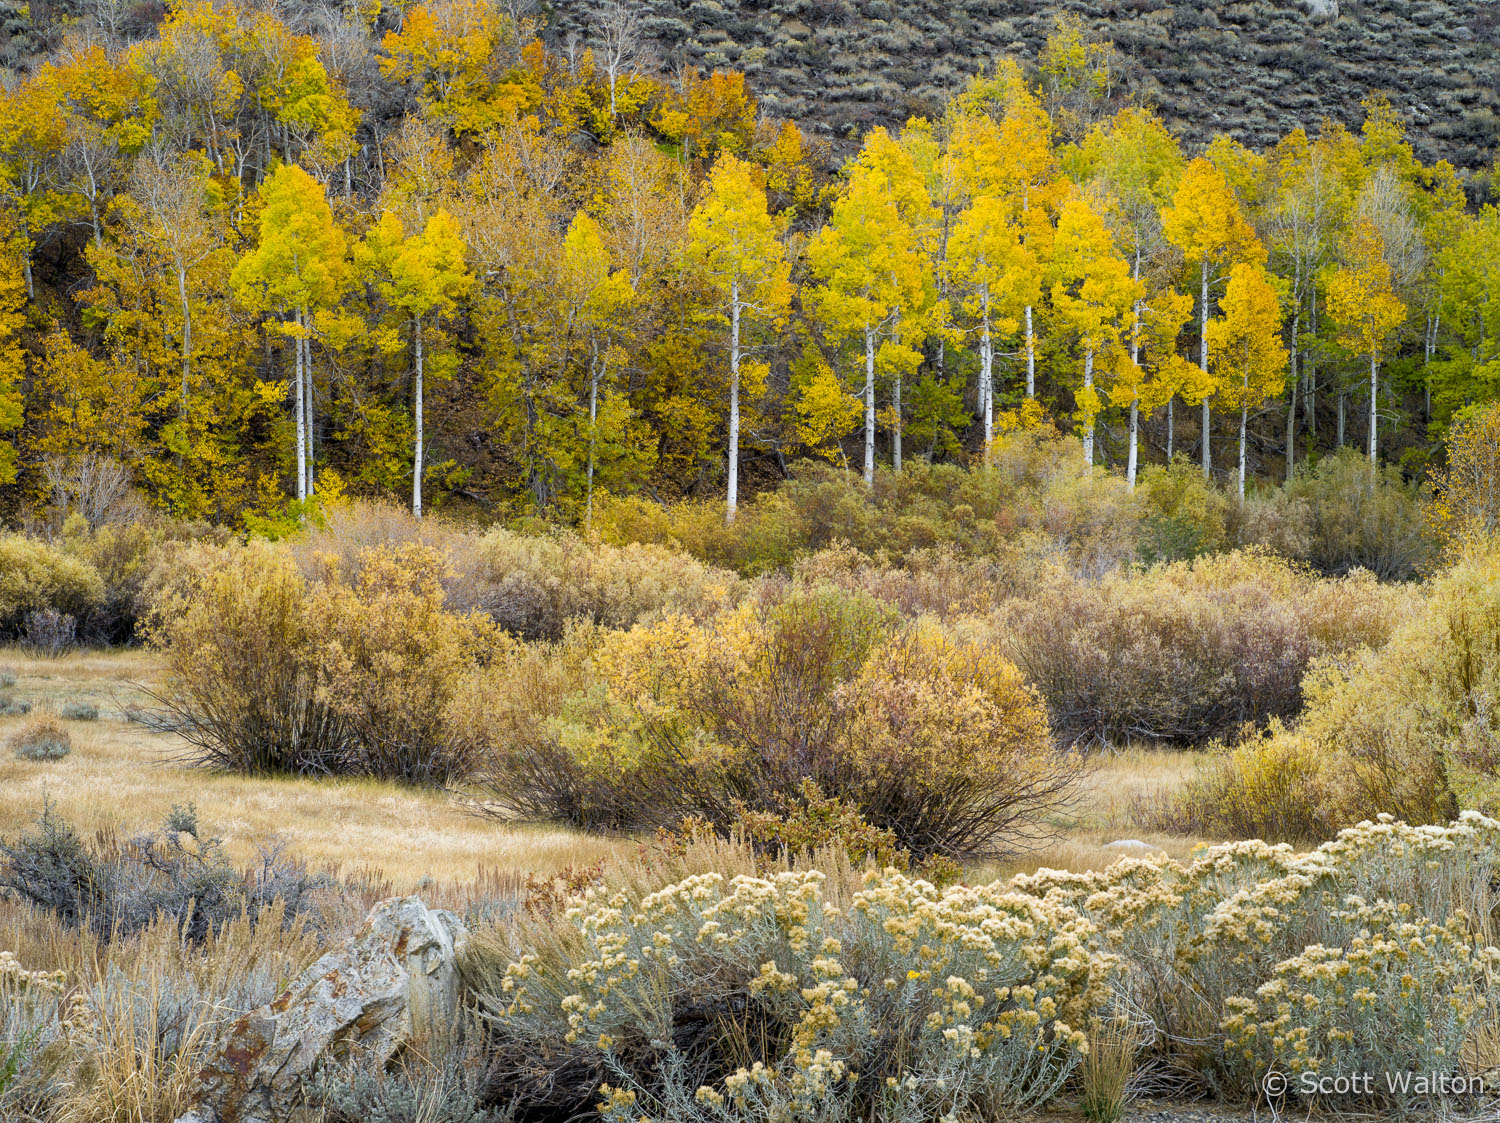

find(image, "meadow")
[4,421,1500,1122]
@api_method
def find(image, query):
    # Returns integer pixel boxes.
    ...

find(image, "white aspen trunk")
[304,329,314,498]
[294,307,306,506]
[1337,386,1346,447]
[727,280,741,523]
[1024,304,1036,397]
[980,288,994,458]
[1286,266,1300,484]
[1368,351,1378,463]
[1306,287,1318,436]
[892,370,902,473]
[1167,398,1174,459]
[863,326,876,486]
[1238,400,1248,500]
[412,317,424,519]
[1128,247,1141,488]
[23,255,32,301]
[1082,349,1095,467]
[177,267,191,420]
[1200,258,1211,478]
[587,340,599,530]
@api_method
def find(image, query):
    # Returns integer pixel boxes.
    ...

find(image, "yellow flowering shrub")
[484,868,1112,1122]
[1023,813,1500,1099]
[474,812,1500,1114]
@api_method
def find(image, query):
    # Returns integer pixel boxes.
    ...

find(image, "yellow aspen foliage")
[687,153,792,521]
[1162,156,1264,476]
[380,0,538,134]
[1326,220,1406,462]
[1049,192,1140,466]
[1207,263,1287,496]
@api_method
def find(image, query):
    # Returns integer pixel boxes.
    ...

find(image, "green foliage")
[0,535,105,633]
[1134,458,1231,563]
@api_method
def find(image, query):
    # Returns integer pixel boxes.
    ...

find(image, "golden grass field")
[0,647,1202,891]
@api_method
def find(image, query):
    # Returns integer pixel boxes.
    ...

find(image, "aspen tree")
[808,160,924,486]
[1049,192,1140,466]
[1326,221,1405,463]
[1208,263,1287,496]
[230,164,347,506]
[1162,157,1263,478]
[947,196,1034,455]
[1085,107,1183,484]
[358,209,472,517]
[687,153,791,522]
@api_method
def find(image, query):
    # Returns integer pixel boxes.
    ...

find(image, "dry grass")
[981,748,1205,880]
[0,647,630,893]
[0,649,1203,894]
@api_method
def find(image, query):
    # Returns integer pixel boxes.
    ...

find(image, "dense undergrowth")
[5,809,1500,1121]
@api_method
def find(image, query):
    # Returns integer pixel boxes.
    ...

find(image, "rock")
[196,896,469,1123]
[1104,839,1165,854]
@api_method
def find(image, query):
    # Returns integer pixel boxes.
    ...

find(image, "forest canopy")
[0,0,1496,528]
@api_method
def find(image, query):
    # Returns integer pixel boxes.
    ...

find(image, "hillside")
[546,0,1500,169]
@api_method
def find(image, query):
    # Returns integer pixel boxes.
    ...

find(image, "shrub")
[311,545,498,784]
[59,701,98,721]
[318,1019,502,1123]
[479,585,1079,858]
[1142,724,1332,842]
[655,780,963,887]
[1248,547,1500,830]
[1242,448,1435,579]
[595,433,1140,578]
[58,514,217,644]
[0,669,14,689]
[480,868,1111,1122]
[9,715,71,761]
[0,535,105,636]
[0,698,32,716]
[21,607,76,656]
[997,550,1412,746]
[450,527,737,641]
[145,543,349,776]
[1015,814,1500,1098]
[1134,458,1232,564]
[0,802,331,940]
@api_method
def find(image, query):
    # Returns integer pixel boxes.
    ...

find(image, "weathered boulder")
[195,896,469,1123]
